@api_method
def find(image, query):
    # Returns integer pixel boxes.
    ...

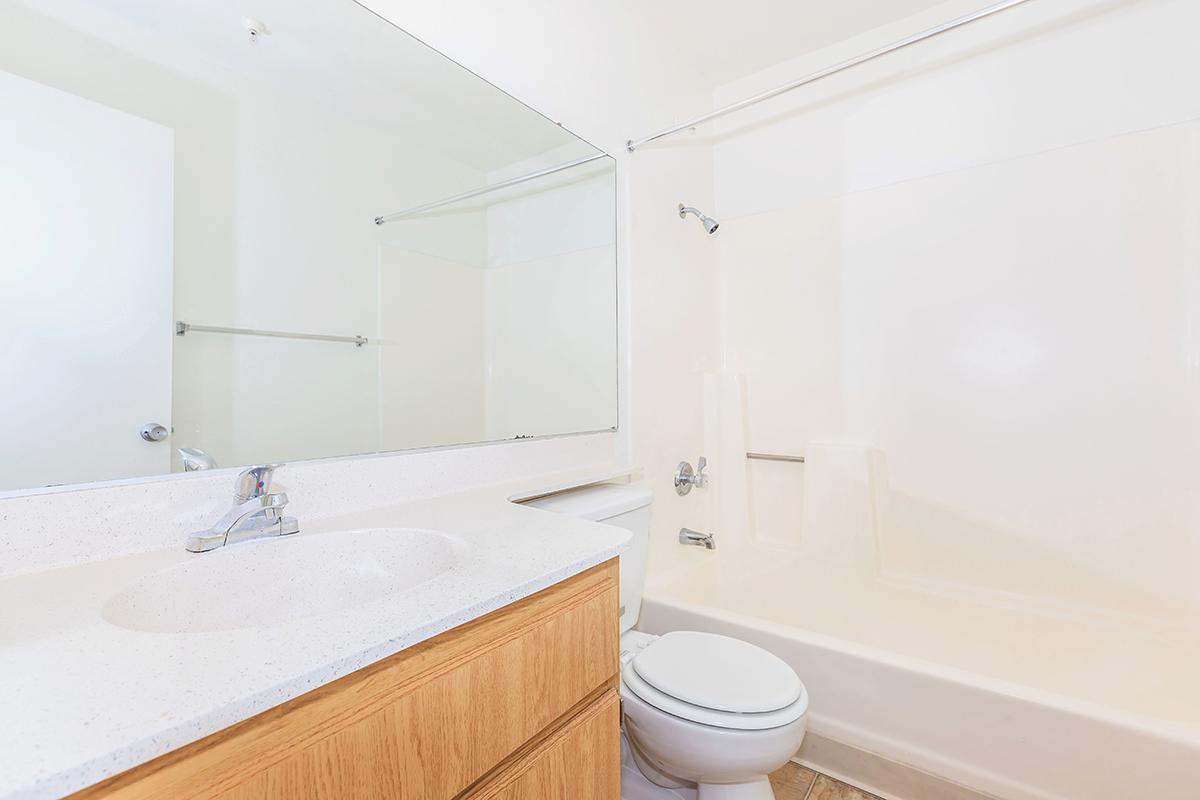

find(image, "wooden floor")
[770,762,885,800]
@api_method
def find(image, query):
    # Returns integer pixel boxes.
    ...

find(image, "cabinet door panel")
[470,690,621,800]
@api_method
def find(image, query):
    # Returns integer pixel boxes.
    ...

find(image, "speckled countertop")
[0,472,633,800]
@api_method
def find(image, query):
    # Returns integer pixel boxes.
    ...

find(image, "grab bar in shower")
[746,452,805,463]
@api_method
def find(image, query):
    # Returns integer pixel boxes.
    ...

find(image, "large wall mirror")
[0,0,617,492]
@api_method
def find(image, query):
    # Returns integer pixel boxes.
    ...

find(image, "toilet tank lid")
[523,483,653,521]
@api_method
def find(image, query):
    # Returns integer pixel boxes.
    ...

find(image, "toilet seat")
[622,631,808,731]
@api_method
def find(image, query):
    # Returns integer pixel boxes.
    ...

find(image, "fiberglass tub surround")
[632,1,1200,797]
[640,438,1200,800]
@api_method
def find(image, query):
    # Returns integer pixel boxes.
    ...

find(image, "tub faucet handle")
[674,456,709,495]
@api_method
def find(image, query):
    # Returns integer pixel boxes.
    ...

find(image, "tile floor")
[770,762,885,800]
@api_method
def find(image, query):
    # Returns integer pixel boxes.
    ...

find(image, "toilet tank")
[524,483,653,634]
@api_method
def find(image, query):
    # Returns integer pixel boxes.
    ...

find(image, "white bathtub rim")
[802,712,1058,800]
[639,592,1200,749]
[678,538,1200,640]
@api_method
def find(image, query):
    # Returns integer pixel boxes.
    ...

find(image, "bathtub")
[637,546,1200,800]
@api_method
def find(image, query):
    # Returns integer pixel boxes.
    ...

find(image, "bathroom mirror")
[0,0,617,492]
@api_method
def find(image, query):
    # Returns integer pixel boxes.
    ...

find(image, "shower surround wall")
[628,2,1200,796]
[705,0,1200,624]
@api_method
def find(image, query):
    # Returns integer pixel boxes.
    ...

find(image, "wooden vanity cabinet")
[71,559,621,800]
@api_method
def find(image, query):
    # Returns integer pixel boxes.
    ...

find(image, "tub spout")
[679,528,716,550]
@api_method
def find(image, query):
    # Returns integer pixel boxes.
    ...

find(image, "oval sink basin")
[103,527,467,634]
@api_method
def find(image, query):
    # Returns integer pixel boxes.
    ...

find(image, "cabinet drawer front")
[73,560,619,800]
[468,690,620,800]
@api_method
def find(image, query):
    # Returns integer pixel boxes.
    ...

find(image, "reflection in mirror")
[0,0,617,492]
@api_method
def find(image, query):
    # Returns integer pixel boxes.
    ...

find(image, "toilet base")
[622,733,697,800]
[696,777,775,800]
[623,732,777,800]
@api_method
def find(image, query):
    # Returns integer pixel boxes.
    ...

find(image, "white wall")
[707,0,1200,622]
[378,246,487,450]
[0,2,242,468]
[0,71,174,490]
[213,83,486,466]
[483,245,616,438]
[0,2,487,473]
[482,152,618,439]
[217,87,437,466]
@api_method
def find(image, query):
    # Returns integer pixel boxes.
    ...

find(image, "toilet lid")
[631,631,804,716]
[622,660,808,731]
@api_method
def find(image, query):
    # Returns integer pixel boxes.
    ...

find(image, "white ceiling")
[638,0,954,91]
[16,0,595,172]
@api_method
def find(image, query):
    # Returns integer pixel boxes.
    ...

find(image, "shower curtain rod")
[626,0,1037,152]
[374,152,606,225]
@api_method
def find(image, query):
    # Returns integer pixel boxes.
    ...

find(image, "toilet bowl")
[619,630,807,799]
[525,485,808,799]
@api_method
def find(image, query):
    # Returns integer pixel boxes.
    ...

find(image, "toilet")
[526,484,808,800]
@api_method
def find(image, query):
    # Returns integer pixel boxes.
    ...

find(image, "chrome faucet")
[186,464,299,552]
[178,447,217,471]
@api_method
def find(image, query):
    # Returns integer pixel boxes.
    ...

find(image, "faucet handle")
[673,456,710,496]
[234,464,282,503]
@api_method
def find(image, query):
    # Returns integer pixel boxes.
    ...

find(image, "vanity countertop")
[0,471,634,800]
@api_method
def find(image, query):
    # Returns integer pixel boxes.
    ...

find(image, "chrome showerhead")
[679,203,719,235]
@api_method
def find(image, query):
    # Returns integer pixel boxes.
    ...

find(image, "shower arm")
[678,203,719,234]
